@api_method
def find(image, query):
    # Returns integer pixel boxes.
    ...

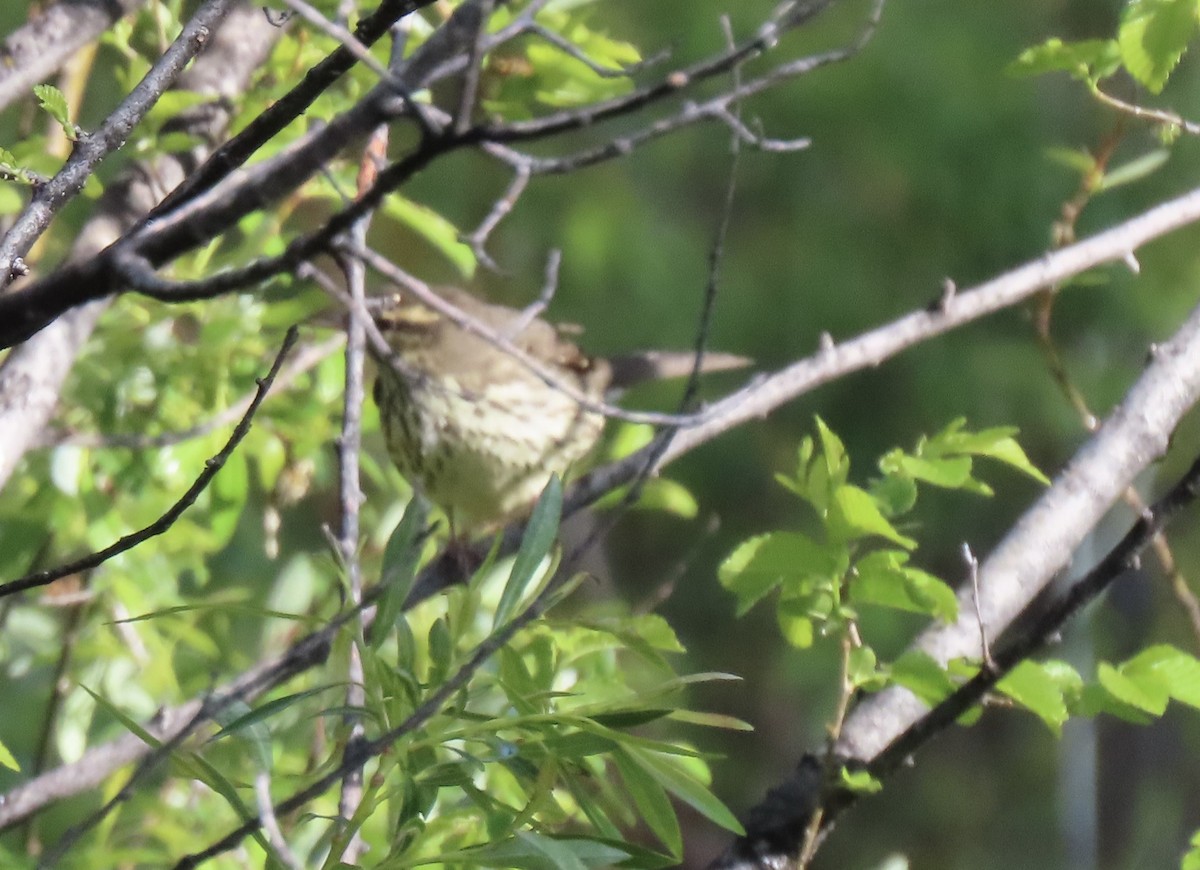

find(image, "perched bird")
[371,287,746,528]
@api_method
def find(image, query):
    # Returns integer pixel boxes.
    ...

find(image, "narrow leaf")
[495,475,562,628]
[370,495,428,648]
[614,747,682,855]
[628,748,744,835]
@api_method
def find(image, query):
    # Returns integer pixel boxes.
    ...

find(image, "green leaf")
[78,683,162,747]
[1098,149,1171,191]
[214,688,335,739]
[667,709,755,731]
[613,747,682,855]
[1006,38,1122,81]
[839,766,882,794]
[1118,0,1197,93]
[952,432,1049,485]
[882,452,973,488]
[210,699,273,772]
[1076,682,1153,723]
[815,416,850,492]
[632,477,699,518]
[625,747,744,835]
[1044,145,1100,175]
[718,531,843,615]
[370,495,428,648]
[494,475,562,628]
[829,485,917,548]
[625,613,685,653]
[869,472,918,517]
[889,650,957,705]
[0,183,24,215]
[513,831,591,870]
[851,550,957,621]
[848,645,885,691]
[776,606,815,648]
[1097,661,1169,715]
[171,751,265,855]
[1182,829,1200,870]
[997,661,1070,734]
[428,615,453,686]
[0,737,19,772]
[923,419,1049,485]
[449,833,635,869]
[1120,644,1200,709]
[519,26,640,109]
[33,83,78,140]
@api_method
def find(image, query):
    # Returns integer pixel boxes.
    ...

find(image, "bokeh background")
[4,0,1200,866]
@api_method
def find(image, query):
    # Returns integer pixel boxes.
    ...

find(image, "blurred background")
[5,0,1200,866]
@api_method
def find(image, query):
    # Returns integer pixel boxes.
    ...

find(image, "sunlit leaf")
[495,475,562,628]
[829,485,917,548]
[1118,0,1196,93]
[1006,37,1121,81]
[997,661,1070,734]
[718,531,843,615]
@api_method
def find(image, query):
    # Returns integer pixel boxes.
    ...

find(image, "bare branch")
[279,0,440,136]
[1093,84,1200,137]
[460,160,530,268]
[0,0,242,285]
[0,0,862,348]
[153,0,437,214]
[649,181,1200,470]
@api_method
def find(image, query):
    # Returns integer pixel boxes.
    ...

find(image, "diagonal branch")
[0,0,242,285]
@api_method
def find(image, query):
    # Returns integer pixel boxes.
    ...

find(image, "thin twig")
[0,0,862,346]
[329,119,387,865]
[0,328,300,600]
[453,0,494,134]
[346,241,732,428]
[280,0,439,135]
[151,0,435,216]
[171,25,753,864]
[503,248,560,337]
[255,771,302,870]
[1092,84,1200,136]
[0,0,241,285]
[717,447,1200,868]
[963,543,993,670]
[460,161,530,269]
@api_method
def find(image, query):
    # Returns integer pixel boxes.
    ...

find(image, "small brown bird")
[371,287,746,527]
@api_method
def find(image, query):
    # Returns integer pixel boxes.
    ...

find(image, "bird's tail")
[605,350,751,392]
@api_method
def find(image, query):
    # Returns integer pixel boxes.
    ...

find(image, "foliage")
[4,0,1200,867]
[0,1,739,866]
[723,417,1200,861]
[720,418,1044,649]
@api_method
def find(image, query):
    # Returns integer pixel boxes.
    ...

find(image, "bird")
[370,286,746,529]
